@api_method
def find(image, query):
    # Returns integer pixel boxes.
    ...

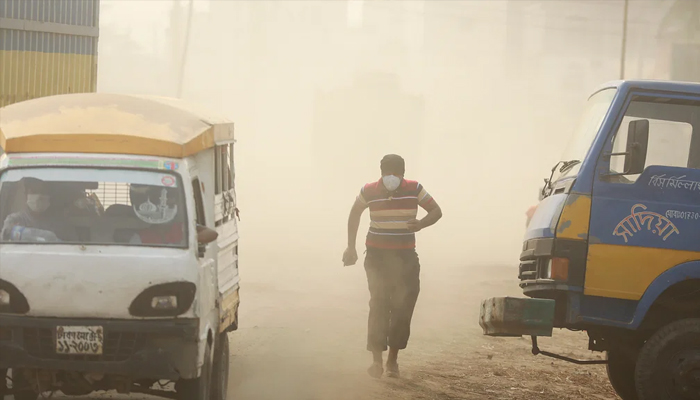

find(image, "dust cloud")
[93,1,675,398]
[98,0,594,268]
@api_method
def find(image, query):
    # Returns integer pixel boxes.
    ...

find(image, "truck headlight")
[151,295,178,310]
[545,258,569,281]
[129,282,196,317]
[0,289,9,306]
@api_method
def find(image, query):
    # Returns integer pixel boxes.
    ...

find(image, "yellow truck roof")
[0,93,234,158]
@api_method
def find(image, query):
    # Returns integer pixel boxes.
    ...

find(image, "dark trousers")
[364,248,421,352]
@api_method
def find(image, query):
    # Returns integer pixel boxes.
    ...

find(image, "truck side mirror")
[623,119,649,175]
[197,227,218,245]
[196,226,218,258]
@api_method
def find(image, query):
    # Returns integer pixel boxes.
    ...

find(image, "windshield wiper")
[541,159,580,199]
[559,159,581,173]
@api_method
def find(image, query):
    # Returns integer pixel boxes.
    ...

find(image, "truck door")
[586,94,700,308]
[214,143,240,332]
[192,175,218,319]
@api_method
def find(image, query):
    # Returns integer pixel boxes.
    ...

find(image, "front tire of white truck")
[634,318,700,400]
[0,369,7,398]
[176,342,213,400]
[11,370,39,400]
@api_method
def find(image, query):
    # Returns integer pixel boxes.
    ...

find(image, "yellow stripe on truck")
[2,130,215,159]
[556,194,591,241]
[584,243,700,300]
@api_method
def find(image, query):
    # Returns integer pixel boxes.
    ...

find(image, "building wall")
[0,0,99,107]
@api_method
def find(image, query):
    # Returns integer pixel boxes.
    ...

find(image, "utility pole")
[177,0,194,99]
[619,0,629,80]
[505,0,525,80]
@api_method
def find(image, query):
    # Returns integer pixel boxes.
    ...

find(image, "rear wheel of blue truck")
[634,318,700,400]
[606,348,639,400]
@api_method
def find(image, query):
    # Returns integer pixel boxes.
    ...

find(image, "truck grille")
[23,328,146,362]
[518,260,538,280]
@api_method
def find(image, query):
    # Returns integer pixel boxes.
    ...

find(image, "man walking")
[343,154,442,378]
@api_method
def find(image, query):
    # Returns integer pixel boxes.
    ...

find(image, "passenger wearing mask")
[1,178,78,242]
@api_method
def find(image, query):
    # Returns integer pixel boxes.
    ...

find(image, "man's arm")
[347,198,366,249]
[408,201,442,232]
[420,201,442,229]
[408,185,442,232]
[343,197,368,266]
[0,213,23,241]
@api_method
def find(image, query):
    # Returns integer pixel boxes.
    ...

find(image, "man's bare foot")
[386,361,400,378]
[367,361,383,379]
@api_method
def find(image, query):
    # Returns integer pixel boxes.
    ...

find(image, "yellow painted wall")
[0,50,97,108]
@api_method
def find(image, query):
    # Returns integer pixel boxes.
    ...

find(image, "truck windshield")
[552,88,617,182]
[0,168,187,248]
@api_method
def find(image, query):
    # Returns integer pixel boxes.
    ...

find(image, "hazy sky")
[100,0,209,53]
[95,0,679,267]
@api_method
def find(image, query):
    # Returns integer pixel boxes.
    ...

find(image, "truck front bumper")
[0,315,200,380]
[479,297,555,337]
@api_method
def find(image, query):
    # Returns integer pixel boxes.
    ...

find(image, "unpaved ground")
[222,260,619,400]
[26,253,619,400]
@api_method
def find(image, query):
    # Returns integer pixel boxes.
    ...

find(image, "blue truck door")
[585,96,700,307]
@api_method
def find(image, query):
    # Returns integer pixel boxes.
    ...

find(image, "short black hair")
[380,154,405,175]
[23,177,48,194]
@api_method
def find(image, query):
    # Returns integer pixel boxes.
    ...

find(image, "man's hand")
[407,219,423,233]
[343,247,359,266]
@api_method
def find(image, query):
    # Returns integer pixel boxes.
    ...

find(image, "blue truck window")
[608,99,697,183]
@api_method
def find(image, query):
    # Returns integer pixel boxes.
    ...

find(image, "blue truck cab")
[480,80,700,400]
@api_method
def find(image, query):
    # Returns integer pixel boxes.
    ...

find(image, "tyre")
[11,369,38,400]
[14,390,39,400]
[0,369,7,398]
[211,333,230,400]
[176,343,213,400]
[606,349,639,400]
[635,318,700,400]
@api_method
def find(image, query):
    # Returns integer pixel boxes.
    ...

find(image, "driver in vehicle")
[0,178,78,242]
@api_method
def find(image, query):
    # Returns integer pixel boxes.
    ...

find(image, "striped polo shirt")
[358,179,434,250]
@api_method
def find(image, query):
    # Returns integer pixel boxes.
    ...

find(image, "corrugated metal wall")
[0,0,99,107]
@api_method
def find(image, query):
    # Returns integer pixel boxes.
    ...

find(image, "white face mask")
[27,194,50,213]
[382,175,402,192]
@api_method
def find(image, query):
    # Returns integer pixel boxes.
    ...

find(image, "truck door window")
[609,100,695,183]
[214,143,236,226]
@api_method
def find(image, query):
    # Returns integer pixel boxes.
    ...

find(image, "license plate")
[56,326,104,355]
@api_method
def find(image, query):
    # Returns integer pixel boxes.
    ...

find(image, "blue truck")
[480,80,700,400]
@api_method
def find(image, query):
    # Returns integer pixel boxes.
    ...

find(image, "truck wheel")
[0,369,7,398]
[635,318,700,400]
[11,369,39,400]
[9,369,39,400]
[14,390,39,400]
[176,343,213,400]
[606,349,639,400]
[211,333,230,400]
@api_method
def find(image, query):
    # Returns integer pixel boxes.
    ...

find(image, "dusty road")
[221,260,619,400]
[11,252,620,400]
